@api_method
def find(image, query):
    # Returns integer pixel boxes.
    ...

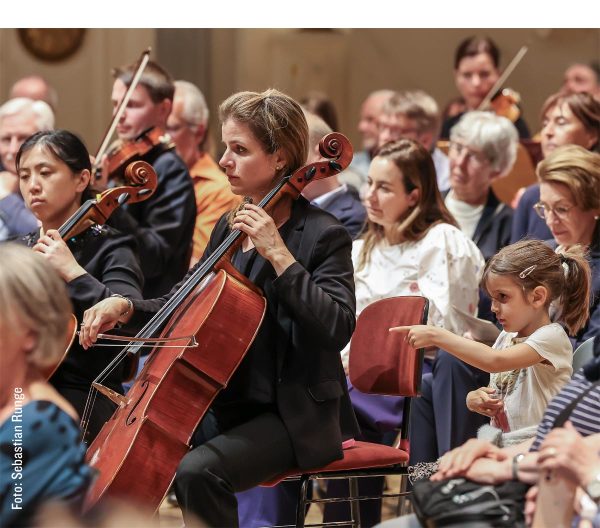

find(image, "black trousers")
[174,404,297,527]
[408,350,489,465]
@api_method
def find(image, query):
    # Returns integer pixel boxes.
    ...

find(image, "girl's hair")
[16,129,94,202]
[536,145,600,212]
[482,239,592,335]
[357,139,458,271]
[454,36,500,69]
[540,91,600,153]
[0,243,73,368]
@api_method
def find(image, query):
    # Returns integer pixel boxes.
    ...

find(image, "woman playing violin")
[440,36,531,139]
[80,89,359,527]
[15,130,143,442]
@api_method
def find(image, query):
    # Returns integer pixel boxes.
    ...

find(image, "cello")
[82,132,353,512]
[41,160,157,380]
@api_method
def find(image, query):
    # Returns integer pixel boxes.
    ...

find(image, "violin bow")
[478,45,528,111]
[92,47,151,177]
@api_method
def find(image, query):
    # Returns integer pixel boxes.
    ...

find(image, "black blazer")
[319,186,367,240]
[130,197,360,469]
[443,188,513,261]
[109,149,196,298]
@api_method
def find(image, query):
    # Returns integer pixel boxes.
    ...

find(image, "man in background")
[166,80,240,265]
[0,98,54,240]
[378,90,450,192]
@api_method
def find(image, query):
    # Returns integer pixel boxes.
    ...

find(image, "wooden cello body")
[85,270,265,509]
[82,132,353,512]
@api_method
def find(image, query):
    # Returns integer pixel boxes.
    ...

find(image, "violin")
[91,48,157,182]
[41,160,157,381]
[82,132,353,513]
[489,88,522,123]
[98,127,173,184]
[478,46,528,123]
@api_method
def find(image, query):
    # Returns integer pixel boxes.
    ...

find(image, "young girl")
[393,239,592,445]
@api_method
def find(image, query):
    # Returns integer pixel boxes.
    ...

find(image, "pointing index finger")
[389,325,412,333]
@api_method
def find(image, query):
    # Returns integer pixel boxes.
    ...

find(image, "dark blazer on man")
[109,148,196,299]
[130,197,360,469]
[318,186,366,240]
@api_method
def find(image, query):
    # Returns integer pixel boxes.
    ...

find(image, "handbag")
[411,477,529,527]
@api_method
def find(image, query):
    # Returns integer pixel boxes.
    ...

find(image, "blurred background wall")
[1,28,598,155]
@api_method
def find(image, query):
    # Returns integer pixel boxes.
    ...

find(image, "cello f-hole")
[126,380,150,425]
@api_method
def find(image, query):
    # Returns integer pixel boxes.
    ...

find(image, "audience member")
[349,89,395,185]
[167,80,240,265]
[377,345,600,528]
[511,91,600,244]
[300,90,339,131]
[0,244,92,526]
[378,90,450,192]
[301,112,366,238]
[0,97,54,240]
[563,62,600,99]
[397,239,589,460]
[323,139,483,527]
[10,75,59,111]
[536,145,600,346]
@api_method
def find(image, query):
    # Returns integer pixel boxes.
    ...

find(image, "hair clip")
[519,265,536,279]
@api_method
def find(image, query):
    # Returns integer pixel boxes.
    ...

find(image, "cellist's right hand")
[80,297,132,349]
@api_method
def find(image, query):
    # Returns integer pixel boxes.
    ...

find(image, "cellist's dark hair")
[454,36,500,69]
[16,130,94,202]
[16,129,91,174]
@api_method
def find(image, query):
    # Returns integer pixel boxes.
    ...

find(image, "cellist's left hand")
[33,229,87,282]
[233,203,295,276]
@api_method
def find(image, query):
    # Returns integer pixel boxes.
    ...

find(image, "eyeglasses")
[533,202,575,220]
[449,141,489,165]
[165,121,198,135]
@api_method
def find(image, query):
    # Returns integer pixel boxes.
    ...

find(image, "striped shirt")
[531,369,600,452]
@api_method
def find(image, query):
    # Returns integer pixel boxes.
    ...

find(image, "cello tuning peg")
[117,192,131,205]
[328,161,342,172]
[305,166,317,181]
[137,189,152,196]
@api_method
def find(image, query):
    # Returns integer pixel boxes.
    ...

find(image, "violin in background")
[478,46,528,123]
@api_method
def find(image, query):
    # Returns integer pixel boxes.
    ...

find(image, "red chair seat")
[262,441,409,487]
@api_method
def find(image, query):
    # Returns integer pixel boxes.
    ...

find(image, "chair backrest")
[349,296,429,398]
[572,337,595,374]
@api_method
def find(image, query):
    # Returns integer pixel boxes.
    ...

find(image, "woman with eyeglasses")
[511,91,600,243]
[536,144,600,346]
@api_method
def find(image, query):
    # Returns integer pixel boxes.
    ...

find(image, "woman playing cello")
[15,130,144,442]
[80,89,359,527]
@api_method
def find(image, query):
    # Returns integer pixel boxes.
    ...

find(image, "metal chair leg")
[348,477,361,528]
[295,475,310,528]
[396,474,412,517]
